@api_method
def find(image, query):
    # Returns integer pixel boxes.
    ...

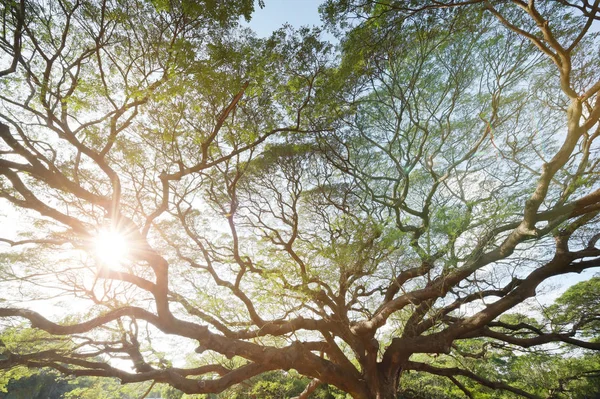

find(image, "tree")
[397,279,600,399]
[0,1,599,398]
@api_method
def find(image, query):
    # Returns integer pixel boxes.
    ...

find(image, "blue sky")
[237,1,600,302]
[241,0,325,37]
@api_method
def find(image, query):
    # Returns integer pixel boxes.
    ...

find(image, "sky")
[236,0,600,303]
[0,0,598,379]
[1,0,598,336]
[1,0,597,302]
[241,0,325,37]
[0,0,334,370]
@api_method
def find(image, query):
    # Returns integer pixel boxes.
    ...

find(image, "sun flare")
[94,229,129,267]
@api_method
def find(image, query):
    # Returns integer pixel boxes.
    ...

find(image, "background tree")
[397,279,600,399]
[0,1,599,399]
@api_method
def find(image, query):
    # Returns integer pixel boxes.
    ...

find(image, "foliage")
[0,370,70,399]
[549,277,600,337]
[0,371,147,399]
[0,1,599,399]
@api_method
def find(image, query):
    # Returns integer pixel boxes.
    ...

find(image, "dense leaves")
[0,0,599,398]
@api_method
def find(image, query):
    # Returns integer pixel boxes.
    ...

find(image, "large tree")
[0,1,599,398]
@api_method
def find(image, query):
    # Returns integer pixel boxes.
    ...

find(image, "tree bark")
[360,365,402,399]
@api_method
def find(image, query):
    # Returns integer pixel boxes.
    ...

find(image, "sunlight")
[94,229,129,268]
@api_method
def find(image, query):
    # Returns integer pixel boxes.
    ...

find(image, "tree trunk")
[360,365,402,399]
[368,382,399,399]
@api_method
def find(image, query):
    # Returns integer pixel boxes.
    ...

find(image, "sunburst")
[94,228,129,268]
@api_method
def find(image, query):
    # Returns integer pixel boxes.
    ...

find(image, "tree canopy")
[0,1,599,398]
